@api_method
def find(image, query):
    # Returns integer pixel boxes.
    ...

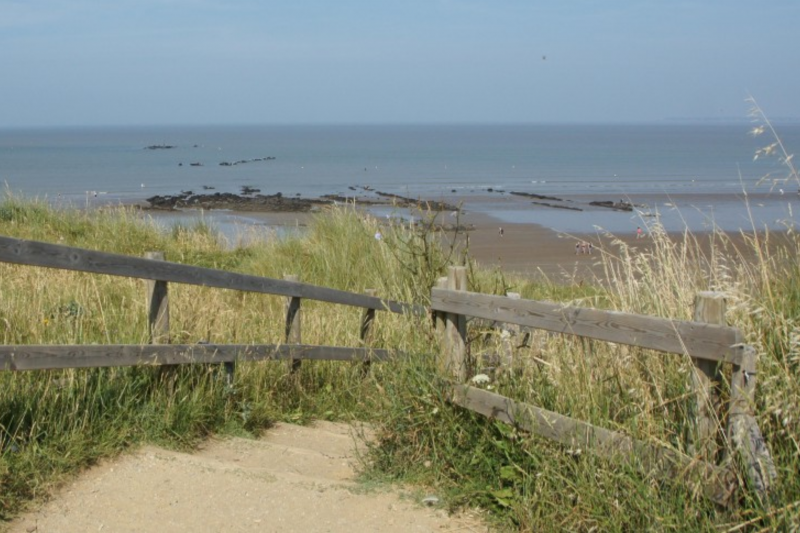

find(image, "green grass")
[0,193,799,531]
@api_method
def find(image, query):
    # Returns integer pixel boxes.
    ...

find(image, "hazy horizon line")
[5,117,798,131]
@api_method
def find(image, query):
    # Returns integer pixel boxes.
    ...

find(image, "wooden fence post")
[360,289,377,374]
[689,292,724,462]
[146,251,181,380]
[284,274,302,373]
[501,292,522,367]
[145,252,170,345]
[442,266,468,382]
[727,342,777,501]
[433,277,448,335]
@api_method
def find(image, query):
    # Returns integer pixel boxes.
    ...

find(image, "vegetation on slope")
[0,185,799,531]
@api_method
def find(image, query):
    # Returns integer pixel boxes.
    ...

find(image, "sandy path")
[8,422,486,533]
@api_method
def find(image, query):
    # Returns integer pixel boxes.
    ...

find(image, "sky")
[1,0,798,127]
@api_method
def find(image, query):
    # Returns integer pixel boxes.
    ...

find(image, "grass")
[1,157,800,532]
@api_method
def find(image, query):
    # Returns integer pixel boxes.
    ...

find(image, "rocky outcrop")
[589,200,634,212]
[374,192,459,212]
[219,157,276,166]
[531,201,582,211]
[145,189,460,214]
[145,191,327,212]
[510,191,564,201]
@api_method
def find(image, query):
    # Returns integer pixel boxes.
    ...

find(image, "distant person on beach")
[588,243,594,254]
[575,243,580,255]
[637,226,644,239]
[499,227,504,237]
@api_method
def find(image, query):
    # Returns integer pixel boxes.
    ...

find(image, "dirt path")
[8,422,487,533]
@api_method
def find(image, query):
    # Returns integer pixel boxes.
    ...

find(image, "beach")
[134,189,774,284]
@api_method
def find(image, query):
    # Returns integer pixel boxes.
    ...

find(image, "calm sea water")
[1,123,798,234]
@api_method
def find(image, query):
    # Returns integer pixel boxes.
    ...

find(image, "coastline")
[124,190,783,283]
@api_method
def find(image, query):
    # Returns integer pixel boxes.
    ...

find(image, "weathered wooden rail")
[0,235,423,371]
[432,266,777,506]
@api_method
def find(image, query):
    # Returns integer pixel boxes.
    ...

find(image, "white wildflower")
[471,373,491,385]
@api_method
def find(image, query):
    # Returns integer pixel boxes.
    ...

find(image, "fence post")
[284,274,302,373]
[501,292,522,367]
[689,292,724,462]
[727,342,777,501]
[145,252,170,345]
[360,289,377,373]
[442,266,468,382]
[433,276,448,335]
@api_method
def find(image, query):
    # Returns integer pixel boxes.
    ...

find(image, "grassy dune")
[0,196,799,531]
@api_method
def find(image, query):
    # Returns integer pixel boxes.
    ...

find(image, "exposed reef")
[144,188,459,214]
[145,191,326,212]
[589,200,634,212]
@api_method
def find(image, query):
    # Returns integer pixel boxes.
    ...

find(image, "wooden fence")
[432,266,777,506]
[0,237,778,506]
[0,235,423,372]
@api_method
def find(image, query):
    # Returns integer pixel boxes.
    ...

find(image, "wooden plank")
[0,344,393,371]
[450,384,735,506]
[0,236,423,315]
[431,288,742,364]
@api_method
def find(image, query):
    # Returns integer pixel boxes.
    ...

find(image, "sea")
[1,123,799,236]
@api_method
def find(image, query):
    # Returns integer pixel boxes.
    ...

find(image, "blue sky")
[1,0,798,126]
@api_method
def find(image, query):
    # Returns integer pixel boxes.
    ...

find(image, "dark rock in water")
[375,191,458,212]
[511,191,564,202]
[531,201,583,211]
[146,191,327,212]
[219,156,275,167]
[144,188,461,214]
[190,162,203,167]
[589,200,633,212]
[145,144,175,150]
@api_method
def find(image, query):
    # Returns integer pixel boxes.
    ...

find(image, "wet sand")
[451,213,609,282]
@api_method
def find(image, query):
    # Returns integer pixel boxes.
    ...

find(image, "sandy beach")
[452,212,614,282]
